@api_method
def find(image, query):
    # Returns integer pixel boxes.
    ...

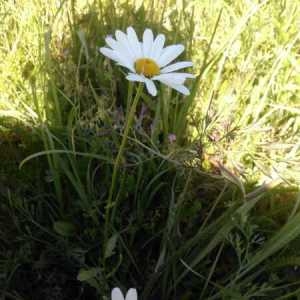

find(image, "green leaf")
[240,211,300,278]
[77,267,101,282]
[53,221,76,237]
[105,234,118,259]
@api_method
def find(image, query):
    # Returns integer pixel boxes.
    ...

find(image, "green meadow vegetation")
[1,0,300,299]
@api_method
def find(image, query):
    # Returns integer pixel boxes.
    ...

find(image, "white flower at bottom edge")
[99,27,195,96]
[111,287,137,300]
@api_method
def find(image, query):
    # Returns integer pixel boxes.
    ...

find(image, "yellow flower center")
[134,58,160,77]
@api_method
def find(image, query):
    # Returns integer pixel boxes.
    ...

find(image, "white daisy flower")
[100,27,194,96]
[111,287,137,300]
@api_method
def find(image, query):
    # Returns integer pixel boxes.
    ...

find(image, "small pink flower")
[168,133,177,143]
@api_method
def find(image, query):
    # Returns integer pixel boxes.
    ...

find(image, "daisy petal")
[115,30,135,62]
[115,30,131,49]
[157,45,185,67]
[127,27,142,58]
[118,61,135,72]
[111,288,125,300]
[151,34,165,60]
[102,37,135,72]
[160,80,190,95]
[115,53,135,72]
[106,43,134,72]
[142,28,154,57]
[100,47,119,62]
[161,61,193,73]
[100,46,134,72]
[105,36,119,50]
[125,288,138,300]
[144,78,157,96]
[152,72,194,84]
[126,73,146,83]
[171,84,190,95]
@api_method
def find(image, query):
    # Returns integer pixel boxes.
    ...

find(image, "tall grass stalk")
[104,82,144,254]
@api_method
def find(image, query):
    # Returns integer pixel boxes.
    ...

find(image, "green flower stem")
[104,82,144,251]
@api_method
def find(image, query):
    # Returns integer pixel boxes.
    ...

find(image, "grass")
[0,0,300,299]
